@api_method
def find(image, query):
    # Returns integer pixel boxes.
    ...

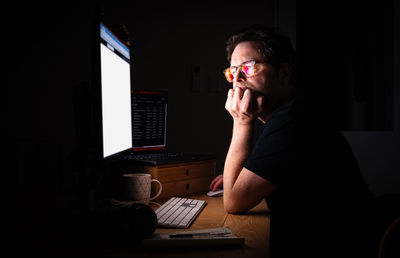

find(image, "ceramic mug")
[121,173,162,204]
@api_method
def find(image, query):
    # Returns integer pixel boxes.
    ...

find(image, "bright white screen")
[100,43,132,158]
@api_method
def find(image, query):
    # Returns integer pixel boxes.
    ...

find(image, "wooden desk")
[115,195,271,258]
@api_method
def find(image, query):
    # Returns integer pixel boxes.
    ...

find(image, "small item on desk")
[169,231,232,238]
[207,189,223,197]
[142,227,244,248]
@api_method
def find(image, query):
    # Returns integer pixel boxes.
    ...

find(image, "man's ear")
[279,63,292,84]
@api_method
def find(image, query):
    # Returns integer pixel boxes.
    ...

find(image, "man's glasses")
[223,60,262,83]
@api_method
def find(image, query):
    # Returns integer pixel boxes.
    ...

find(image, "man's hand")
[209,174,223,192]
[225,87,263,125]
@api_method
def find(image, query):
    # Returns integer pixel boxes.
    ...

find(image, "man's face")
[230,41,283,115]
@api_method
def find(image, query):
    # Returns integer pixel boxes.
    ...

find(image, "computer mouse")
[207,189,223,197]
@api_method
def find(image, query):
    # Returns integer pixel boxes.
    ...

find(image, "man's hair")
[226,25,297,85]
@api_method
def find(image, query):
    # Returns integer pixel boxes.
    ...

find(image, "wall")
[343,132,400,197]
[6,1,399,255]
[343,0,400,197]
[101,1,276,174]
[4,3,96,210]
[4,1,399,213]
[4,2,276,210]
[296,0,400,197]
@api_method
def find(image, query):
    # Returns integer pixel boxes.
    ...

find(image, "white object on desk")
[207,189,223,197]
[142,227,244,248]
[156,197,207,228]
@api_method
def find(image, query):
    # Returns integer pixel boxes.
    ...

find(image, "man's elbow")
[223,200,248,214]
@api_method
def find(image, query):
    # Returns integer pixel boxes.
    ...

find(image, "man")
[210,26,373,257]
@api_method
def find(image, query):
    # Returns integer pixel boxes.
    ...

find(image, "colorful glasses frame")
[223,60,262,83]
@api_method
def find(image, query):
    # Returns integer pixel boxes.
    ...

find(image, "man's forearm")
[223,123,253,211]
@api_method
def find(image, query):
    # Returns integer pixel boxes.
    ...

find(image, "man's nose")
[233,70,246,85]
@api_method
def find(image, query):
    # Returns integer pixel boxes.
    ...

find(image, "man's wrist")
[232,121,254,142]
[233,120,255,128]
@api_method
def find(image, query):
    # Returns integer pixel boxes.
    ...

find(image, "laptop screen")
[131,90,168,152]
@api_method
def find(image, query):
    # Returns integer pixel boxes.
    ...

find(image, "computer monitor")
[93,22,133,161]
[131,90,168,153]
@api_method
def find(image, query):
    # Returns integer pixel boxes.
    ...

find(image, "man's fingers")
[226,87,259,124]
[233,87,244,102]
[225,89,234,110]
[212,177,223,192]
[242,88,253,113]
[210,174,223,190]
[209,174,219,189]
[227,89,234,99]
[242,88,252,102]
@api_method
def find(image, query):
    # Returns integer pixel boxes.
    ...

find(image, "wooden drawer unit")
[128,160,216,201]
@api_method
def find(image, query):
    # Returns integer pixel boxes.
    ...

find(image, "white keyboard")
[155,197,207,228]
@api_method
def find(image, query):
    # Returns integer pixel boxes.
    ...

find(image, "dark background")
[3,0,399,255]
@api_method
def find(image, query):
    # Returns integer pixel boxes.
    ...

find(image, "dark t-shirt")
[244,96,373,257]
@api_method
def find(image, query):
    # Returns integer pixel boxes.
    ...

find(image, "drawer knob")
[185,169,189,176]
[186,184,190,190]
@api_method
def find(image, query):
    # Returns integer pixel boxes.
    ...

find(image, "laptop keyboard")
[124,152,214,165]
[131,152,184,161]
[155,197,207,228]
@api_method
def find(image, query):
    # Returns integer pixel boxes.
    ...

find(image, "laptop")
[124,89,215,165]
